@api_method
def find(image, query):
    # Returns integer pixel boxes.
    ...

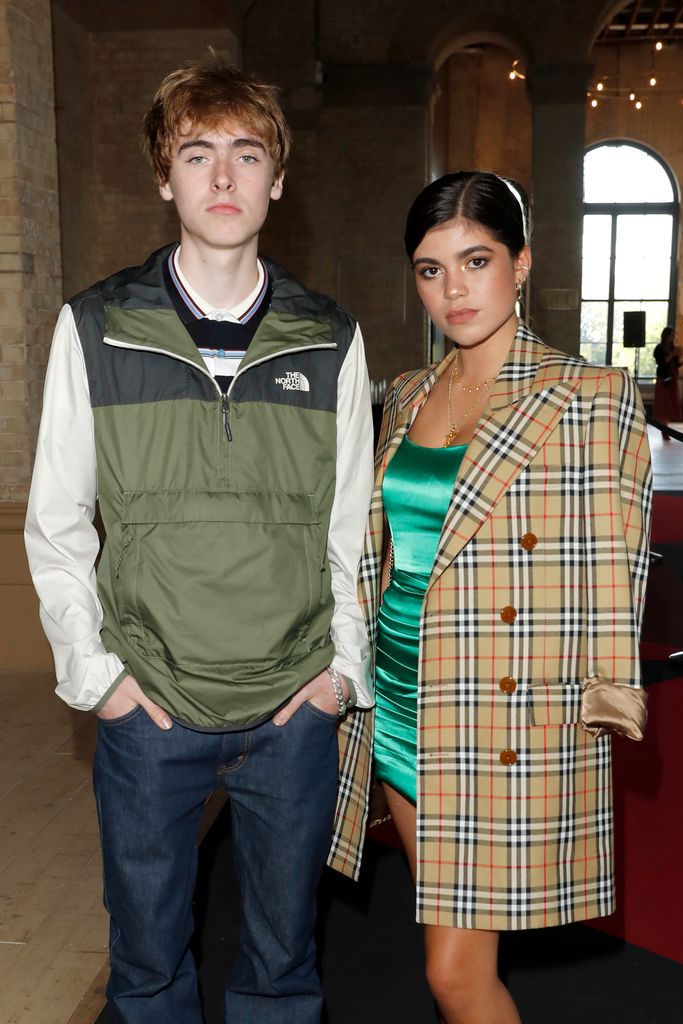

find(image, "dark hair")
[404,171,529,260]
[661,326,674,343]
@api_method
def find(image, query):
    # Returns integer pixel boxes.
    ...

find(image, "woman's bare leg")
[381,783,418,880]
[381,783,521,1024]
[424,926,521,1024]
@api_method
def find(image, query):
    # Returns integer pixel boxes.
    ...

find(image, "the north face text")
[275,371,310,392]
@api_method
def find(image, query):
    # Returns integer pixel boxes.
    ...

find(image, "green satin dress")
[374,435,466,805]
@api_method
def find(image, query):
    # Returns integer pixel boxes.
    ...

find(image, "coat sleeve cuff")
[92,666,129,713]
[581,677,648,741]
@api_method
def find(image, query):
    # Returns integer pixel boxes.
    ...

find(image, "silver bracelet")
[327,667,347,718]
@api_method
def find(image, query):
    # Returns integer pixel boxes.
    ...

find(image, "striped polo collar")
[167,245,268,323]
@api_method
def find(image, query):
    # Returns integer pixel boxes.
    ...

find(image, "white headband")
[500,177,529,244]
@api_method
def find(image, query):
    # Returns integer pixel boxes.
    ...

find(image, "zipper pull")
[114,536,132,579]
[222,392,232,441]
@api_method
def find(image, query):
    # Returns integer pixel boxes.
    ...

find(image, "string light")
[629,92,636,101]
[590,98,598,108]
[596,81,604,92]
[650,76,657,87]
[508,59,526,81]
[635,100,643,110]
[655,41,663,52]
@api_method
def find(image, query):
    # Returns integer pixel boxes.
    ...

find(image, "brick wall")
[0,0,61,502]
[246,0,431,383]
[54,18,241,298]
[52,4,92,301]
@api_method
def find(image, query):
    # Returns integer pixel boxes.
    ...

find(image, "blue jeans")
[93,700,339,1024]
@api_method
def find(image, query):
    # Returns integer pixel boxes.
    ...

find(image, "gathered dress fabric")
[374,436,466,804]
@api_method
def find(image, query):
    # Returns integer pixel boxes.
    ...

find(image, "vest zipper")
[222,393,232,441]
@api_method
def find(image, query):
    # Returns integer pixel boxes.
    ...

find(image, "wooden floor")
[1,425,681,1024]
[0,671,109,1024]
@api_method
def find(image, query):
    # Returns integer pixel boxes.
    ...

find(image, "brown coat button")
[500,748,517,766]
[500,605,517,624]
[499,676,517,694]
[520,532,537,551]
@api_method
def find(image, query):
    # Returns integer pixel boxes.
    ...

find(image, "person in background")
[653,324,681,439]
[25,53,374,1024]
[358,171,652,1023]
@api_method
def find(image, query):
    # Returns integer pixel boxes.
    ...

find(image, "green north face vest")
[71,245,356,728]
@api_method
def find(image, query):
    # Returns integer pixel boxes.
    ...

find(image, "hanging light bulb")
[509,70,516,80]
[655,41,663,52]
[635,100,643,110]
[590,98,598,108]
[650,76,657,87]
[629,92,636,102]
[596,81,604,92]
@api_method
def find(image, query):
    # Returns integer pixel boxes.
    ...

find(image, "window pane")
[612,301,670,377]
[580,302,608,365]
[584,144,674,203]
[581,215,612,299]
[614,215,672,300]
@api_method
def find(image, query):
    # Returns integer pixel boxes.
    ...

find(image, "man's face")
[159,120,283,256]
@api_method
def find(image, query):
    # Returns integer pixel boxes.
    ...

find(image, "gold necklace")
[443,353,496,447]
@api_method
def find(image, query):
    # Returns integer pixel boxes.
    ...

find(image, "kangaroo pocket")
[115,489,324,675]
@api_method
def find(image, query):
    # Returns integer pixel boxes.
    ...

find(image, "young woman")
[652,324,681,439]
[362,172,652,1022]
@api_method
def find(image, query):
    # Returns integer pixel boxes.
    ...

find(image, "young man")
[25,57,374,1024]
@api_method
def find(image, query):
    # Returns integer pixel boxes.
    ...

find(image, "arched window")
[580,142,678,377]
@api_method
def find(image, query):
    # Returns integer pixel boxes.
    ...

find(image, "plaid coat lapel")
[429,325,583,586]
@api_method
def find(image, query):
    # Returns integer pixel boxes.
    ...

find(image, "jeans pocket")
[98,704,145,728]
[302,699,339,723]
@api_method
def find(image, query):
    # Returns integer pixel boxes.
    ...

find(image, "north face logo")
[275,371,310,392]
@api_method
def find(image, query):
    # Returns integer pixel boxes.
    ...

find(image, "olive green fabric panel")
[105,305,207,367]
[92,398,338,727]
[101,491,332,727]
[92,399,336,506]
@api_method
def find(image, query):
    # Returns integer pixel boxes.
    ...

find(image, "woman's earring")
[516,267,528,297]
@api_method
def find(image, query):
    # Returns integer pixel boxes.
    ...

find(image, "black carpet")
[96,805,683,1023]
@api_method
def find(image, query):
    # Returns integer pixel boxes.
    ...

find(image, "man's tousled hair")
[142,50,292,182]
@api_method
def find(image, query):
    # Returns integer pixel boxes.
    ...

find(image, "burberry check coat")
[328,323,652,931]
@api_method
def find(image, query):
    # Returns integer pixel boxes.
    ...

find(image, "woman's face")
[412,217,530,352]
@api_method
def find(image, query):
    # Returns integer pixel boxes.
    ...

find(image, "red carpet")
[591,678,683,963]
[591,492,683,963]
[650,493,683,544]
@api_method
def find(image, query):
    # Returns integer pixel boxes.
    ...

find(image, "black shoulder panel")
[69,246,213,409]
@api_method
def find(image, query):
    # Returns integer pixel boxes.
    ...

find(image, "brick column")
[526,62,591,356]
[0,0,62,502]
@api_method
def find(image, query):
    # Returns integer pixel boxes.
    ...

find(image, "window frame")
[582,140,679,376]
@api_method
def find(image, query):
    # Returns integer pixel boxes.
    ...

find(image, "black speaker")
[623,310,646,348]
